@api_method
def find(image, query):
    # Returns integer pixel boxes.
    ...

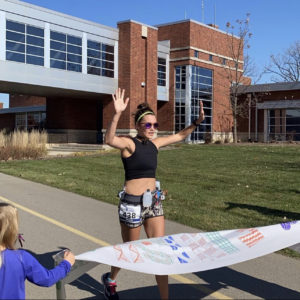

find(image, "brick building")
[0,0,246,143]
[237,82,300,142]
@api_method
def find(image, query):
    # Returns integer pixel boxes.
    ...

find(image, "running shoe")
[101,272,119,300]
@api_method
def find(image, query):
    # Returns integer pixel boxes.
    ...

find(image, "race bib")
[119,202,142,224]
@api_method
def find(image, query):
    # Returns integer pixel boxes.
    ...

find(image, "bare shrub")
[0,131,7,147]
[0,130,47,161]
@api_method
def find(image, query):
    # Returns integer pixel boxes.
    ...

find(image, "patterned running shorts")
[118,192,164,228]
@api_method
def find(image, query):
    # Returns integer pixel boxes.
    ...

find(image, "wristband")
[192,120,198,127]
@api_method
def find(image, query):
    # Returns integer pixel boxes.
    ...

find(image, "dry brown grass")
[0,130,48,161]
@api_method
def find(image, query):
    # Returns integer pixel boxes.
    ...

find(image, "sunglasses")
[140,122,159,129]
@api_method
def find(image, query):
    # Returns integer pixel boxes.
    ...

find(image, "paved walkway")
[0,172,299,299]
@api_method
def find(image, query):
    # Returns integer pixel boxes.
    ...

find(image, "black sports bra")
[121,137,158,181]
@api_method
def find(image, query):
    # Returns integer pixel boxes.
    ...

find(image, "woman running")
[102,88,205,300]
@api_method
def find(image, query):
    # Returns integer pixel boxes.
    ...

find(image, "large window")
[87,40,114,78]
[16,112,46,130]
[157,57,166,86]
[6,20,44,66]
[268,108,300,141]
[50,31,82,72]
[286,109,300,141]
[175,66,186,132]
[175,65,213,142]
[190,66,213,141]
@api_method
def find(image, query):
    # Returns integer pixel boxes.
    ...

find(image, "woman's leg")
[109,223,142,280]
[144,216,168,300]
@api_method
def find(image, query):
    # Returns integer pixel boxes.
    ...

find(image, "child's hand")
[63,250,75,266]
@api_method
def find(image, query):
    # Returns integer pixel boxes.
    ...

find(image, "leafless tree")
[264,41,300,82]
[216,14,254,143]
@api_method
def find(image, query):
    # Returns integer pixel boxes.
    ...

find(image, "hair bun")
[137,102,150,110]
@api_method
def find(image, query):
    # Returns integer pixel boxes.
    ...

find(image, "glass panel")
[50,50,66,60]
[102,61,114,69]
[87,66,101,75]
[50,59,66,70]
[158,65,166,72]
[157,79,166,86]
[16,113,26,129]
[102,44,114,53]
[87,58,101,67]
[67,35,82,46]
[27,35,44,47]
[67,62,82,72]
[67,44,82,55]
[50,31,66,42]
[6,41,25,53]
[101,69,114,77]
[286,109,300,141]
[157,57,166,86]
[50,40,66,51]
[87,48,101,58]
[6,31,25,43]
[6,51,25,62]
[67,53,82,63]
[190,65,213,142]
[27,112,41,128]
[26,45,44,56]
[102,52,114,61]
[26,55,44,66]
[6,20,25,33]
[199,68,213,77]
[158,57,166,64]
[87,40,101,50]
[87,41,114,77]
[27,25,44,37]
[286,109,300,119]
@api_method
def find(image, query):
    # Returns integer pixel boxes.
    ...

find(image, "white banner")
[76,221,300,275]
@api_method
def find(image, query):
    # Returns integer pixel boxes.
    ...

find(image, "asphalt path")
[0,172,299,299]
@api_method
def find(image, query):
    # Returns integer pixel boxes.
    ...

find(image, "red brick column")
[103,21,158,130]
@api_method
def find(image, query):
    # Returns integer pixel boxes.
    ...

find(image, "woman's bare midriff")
[125,178,156,195]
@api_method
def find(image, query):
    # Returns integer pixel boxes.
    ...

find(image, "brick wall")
[238,89,300,136]
[46,97,99,130]
[10,95,46,108]
[157,20,245,134]
[0,114,15,131]
[103,21,158,131]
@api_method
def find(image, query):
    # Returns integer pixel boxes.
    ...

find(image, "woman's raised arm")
[104,88,130,150]
[153,100,205,149]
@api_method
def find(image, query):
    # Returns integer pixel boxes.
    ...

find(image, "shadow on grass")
[225,202,300,220]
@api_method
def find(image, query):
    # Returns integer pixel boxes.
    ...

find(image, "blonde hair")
[0,203,19,267]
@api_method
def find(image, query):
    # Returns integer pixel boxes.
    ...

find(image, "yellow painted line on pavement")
[0,195,232,300]
[0,195,110,247]
[171,274,232,299]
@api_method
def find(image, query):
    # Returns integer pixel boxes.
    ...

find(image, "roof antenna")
[214,3,216,26]
[201,0,204,23]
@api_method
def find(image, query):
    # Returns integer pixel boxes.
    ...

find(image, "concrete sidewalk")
[0,172,299,299]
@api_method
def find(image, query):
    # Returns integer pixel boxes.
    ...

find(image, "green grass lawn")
[0,144,299,233]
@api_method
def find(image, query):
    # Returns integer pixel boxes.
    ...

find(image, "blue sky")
[1,0,299,107]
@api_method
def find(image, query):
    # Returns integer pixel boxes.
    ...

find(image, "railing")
[53,250,99,300]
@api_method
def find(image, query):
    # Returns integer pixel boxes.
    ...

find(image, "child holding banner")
[0,203,75,299]
[103,88,204,300]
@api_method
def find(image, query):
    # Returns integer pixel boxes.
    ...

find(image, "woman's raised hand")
[112,88,130,114]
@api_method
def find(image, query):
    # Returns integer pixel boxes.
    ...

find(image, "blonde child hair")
[0,203,19,267]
